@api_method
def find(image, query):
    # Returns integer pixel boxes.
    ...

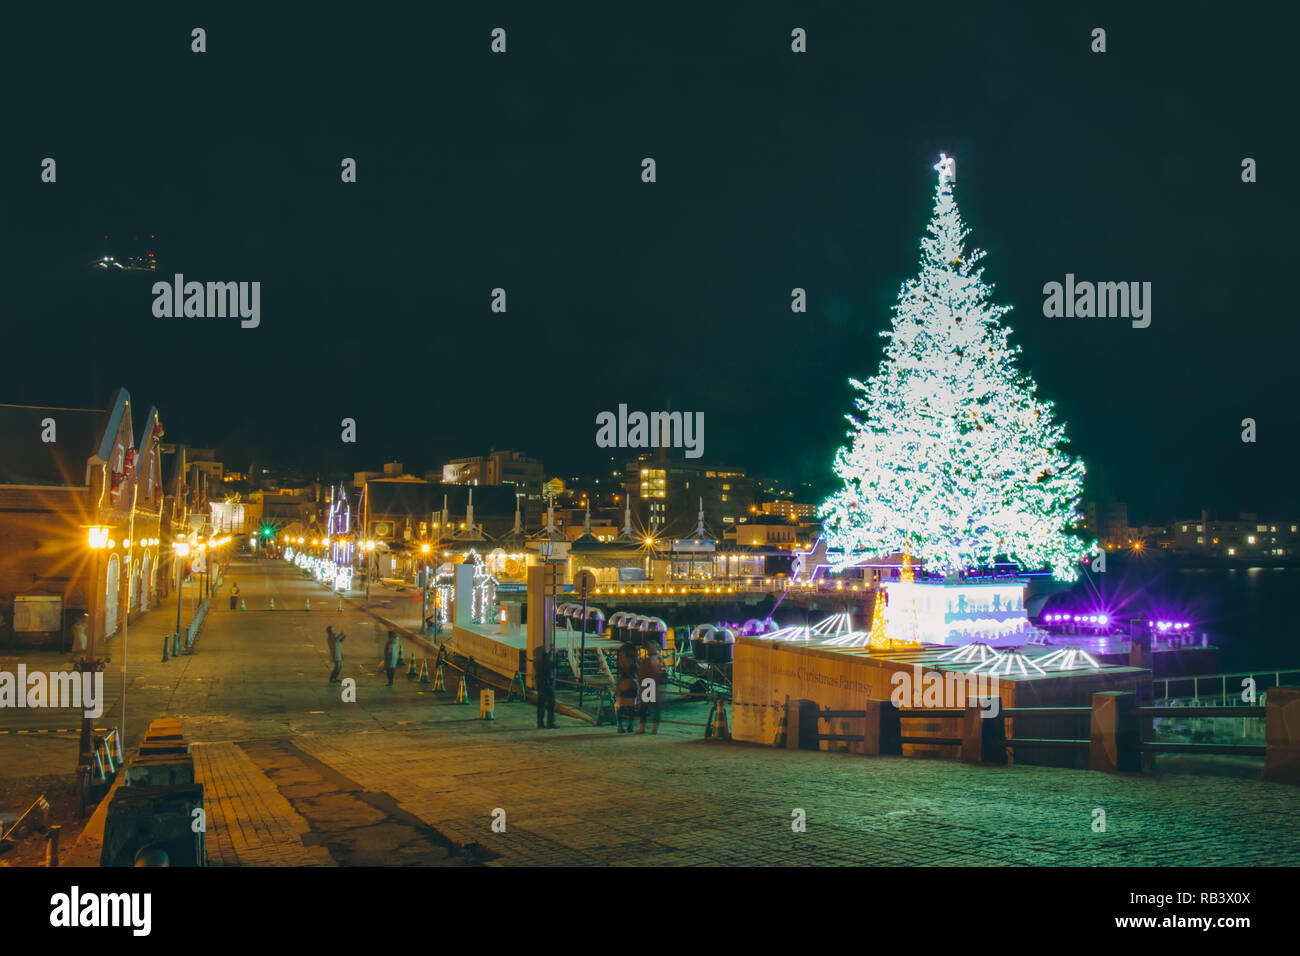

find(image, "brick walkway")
[11,556,1300,867]
[193,742,333,867]
[296,715,1300,867]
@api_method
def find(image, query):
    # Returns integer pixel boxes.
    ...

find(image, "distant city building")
[620,454,757,535]
[732,516,801,550]
[1169,510,1298,559]
[1082,500,1129,549]
[185,447,224,484]
[363,479,519,544]
[760,500,816,520]
[442,449,545,522]
[251,487,317,530]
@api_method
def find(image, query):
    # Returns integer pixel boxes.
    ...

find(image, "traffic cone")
[337,598,343,612]
[418,659,430,684]
[705,698,730,740]
[455,675,469,704]
[406,655,417,679]
[433,665,446,692]
[240,599,246,611]
[507,671,526,702]
[270,598,275,611]
[396,645,405,667]
[306,599,311,611]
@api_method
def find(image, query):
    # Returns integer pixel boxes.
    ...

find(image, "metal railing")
[1154,669,1300,705]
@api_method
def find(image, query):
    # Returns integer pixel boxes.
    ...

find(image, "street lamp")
[364,540,376,603]
[420,543,431,632]
[80,526,110,768]
[174,542,190,647]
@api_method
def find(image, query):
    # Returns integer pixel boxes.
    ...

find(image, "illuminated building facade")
[0,389,167,645]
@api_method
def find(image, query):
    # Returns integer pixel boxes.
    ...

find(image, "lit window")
[1248,535,1256,544]
[1197,536,1204,544]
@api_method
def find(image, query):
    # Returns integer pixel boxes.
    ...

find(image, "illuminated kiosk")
[881,577,1036,647]
[732,610,1148,768]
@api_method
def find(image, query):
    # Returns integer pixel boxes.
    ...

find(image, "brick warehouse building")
[0,388,169,649]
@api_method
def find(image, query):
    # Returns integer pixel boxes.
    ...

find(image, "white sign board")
[14,595,63,632]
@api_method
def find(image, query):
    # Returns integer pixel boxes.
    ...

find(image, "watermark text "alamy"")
[152,274,260,328]
[0,667,104,719]
[596,405,703,459]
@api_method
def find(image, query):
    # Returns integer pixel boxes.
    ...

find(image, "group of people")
[324,625,669,734]
[324,625,401,686]
[616,641,666,734]
[532,639,667,733]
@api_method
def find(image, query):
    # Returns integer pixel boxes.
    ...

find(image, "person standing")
[533,643,557,729]
[616,642,639,734]
[637,645,667,734]
[229,582,240,611]
[71,610,89,653]
[382,630,399,686]
[327,626,346,684]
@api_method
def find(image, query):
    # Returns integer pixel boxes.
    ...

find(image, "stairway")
[554,646,615,695]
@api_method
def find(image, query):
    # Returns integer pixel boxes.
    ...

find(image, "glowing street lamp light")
[173,541,191,651]
[363,540,377,602]
[79,526,112,767]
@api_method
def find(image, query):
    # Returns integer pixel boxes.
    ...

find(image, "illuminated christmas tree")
[820,154,1092,582]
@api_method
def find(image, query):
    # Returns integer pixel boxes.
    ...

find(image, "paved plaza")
[3,557,1299,866]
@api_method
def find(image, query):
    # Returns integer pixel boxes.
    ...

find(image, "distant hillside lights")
[596,405,704,459]
[151,275,260,329]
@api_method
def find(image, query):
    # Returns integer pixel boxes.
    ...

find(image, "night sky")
[2,4,1293,521]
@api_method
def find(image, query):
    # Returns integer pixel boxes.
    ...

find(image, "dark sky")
[2,4,1294,521]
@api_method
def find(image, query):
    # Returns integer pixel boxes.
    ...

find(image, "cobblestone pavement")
[193,741,333,867]
[295,713,1300,867]
[6,556,1299,866]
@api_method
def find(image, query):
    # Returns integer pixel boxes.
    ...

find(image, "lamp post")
[80,526,110,768]
[364,540,375,604]
[421,543,431,634]
[174,542,190,646]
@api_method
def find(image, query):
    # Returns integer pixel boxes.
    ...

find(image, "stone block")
[1263,687,1300,786]
[100,783,205,867]
[123,754,196,787]
[1090,691,1140,773]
